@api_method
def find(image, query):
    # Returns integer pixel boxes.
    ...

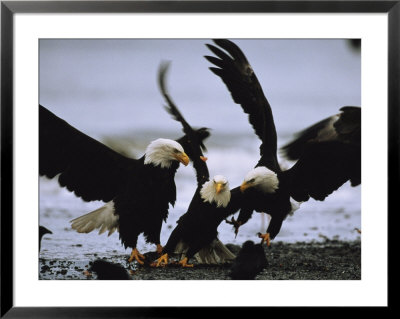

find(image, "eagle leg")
[257,232,271,247]
[156,244,163,255]
[128,248,145,264]
[151,253,169,267]
[225,217,242,237]
[179,257,194,268]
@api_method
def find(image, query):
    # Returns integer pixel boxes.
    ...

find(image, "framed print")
[1,0,397,316]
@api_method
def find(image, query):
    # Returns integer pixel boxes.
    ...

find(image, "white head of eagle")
[200,175,231,208]
[144,138,189,168]
[240,167,279,194]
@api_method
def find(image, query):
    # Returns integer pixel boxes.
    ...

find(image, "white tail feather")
[174,238,236,264]
[70,201,119,236]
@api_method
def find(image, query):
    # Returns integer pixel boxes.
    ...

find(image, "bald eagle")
[205,39,361,245]
[39,104,198,264]
[152,63,242,267]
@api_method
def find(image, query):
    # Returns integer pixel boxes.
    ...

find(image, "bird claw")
[225,217,235,225]
[179,257,194,268]
[128,248,145,264]
[151,253,169,267]
[258,232,271,247]
[225,217,242,237]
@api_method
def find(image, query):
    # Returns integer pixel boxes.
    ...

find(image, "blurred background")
[39,39,361,260]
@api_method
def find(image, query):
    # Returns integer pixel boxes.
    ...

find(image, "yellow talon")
[151,253,169,267]
[179,257,194,268]
[128,248,145,264]
[258,232,271,247]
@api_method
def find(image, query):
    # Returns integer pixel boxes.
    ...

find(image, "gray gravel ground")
[39,239,361,280]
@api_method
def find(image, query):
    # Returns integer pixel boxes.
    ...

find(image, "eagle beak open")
[240,181,251,193]
[175,152,189,166]
[215,183,223,194]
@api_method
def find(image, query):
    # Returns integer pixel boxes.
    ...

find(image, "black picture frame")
[1,0,396,317]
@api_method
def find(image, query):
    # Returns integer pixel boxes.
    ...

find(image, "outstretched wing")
[39,105,139,202]
[205,39,280,172]
[157,62,210,186]
[281,106,361,160]
[279,140,361,202]
[279,106,361,201]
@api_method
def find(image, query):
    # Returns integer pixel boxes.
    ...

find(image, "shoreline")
[39,239,361,280]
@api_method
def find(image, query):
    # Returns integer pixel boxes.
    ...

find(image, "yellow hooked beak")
[240,181,252,193]
[175,152,190,166]
[215,183,224,194]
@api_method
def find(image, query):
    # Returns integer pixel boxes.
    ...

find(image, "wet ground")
[39,239,361,280]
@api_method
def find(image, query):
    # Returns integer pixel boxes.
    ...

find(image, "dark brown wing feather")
[281,106,361,160]
[39,105,138,202]
[334,106,361,140]
[280,106,361,201]
[157,62,210,186]
[205,39,279,172]
[158,62,194,140]
[279,141,361,202]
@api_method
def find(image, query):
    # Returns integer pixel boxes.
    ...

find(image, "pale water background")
[39,39,361,260]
